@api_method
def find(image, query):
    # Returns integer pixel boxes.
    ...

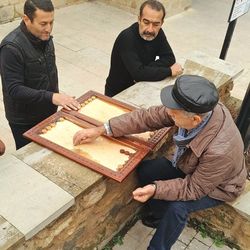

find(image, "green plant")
[113,235,123,246]
[102,215,138,249]
[188,218,240,249]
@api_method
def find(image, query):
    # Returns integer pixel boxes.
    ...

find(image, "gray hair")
[139,0,166,21]
[182,110,210,119]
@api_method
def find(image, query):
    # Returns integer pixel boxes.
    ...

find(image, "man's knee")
[165,201,188,221]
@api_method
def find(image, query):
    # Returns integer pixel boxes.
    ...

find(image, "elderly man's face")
[138,5,164,41]
[23,9,54,41]
[166,108,202,130]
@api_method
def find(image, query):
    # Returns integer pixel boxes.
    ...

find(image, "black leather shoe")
[141,215,160,228]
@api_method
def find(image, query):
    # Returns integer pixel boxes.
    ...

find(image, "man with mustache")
[0,0,80,150]
[105,0,183,97]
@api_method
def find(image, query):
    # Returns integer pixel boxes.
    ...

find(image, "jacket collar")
[20,21,51,51]
[188,103,225,157]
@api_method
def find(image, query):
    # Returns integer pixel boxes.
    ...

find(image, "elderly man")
[0,0,80,149]
[105,0,183,97]
[73,75,246,249]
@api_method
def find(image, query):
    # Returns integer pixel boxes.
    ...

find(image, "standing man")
[0,0,80,150]
[73,75,247,250]
[105,0,183,97]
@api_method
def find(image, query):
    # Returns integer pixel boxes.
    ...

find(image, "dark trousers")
[9,123,33,150]
[136,157,223,250]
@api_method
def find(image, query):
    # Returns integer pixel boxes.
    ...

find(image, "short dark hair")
[24,0,54,21]
[139,0,166,21]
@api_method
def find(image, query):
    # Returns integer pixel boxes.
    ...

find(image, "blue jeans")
[136,157,223,250]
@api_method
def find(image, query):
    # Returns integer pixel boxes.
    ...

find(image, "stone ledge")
[189,181,250,250]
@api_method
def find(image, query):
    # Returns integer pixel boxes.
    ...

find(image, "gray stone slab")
[0,216,23,250]
[195,232,214,247]
[172,240,187,250]
[112,233,139,250]
[56,56,104,96]
[185,51,243,80]
[14,143,102,197]
[127,221,153,242]
[178,226,197,245]
[229,180,250,219]
[186,238,209,250]
[0,154,74,240]
[115,78,175,109]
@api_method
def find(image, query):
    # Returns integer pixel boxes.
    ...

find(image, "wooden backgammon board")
[24,91,170,182]
[64,91,170,150]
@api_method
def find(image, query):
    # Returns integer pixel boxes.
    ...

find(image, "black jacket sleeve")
[0,44,53,105]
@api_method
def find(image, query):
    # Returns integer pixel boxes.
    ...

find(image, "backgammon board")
[64,91,170,150]
[24,91,170,182]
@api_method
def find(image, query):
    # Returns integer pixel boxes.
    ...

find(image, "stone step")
[0,154,74,242]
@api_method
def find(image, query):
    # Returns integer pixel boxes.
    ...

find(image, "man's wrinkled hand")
[73,126,105,145]
[132,184,156,203]
[52,93,81,110]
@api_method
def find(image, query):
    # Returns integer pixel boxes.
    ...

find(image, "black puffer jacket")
[0,22,58,125]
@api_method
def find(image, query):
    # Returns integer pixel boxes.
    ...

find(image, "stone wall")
[99,0,191,17]
[0,0,191,24]
[0,0,87,24]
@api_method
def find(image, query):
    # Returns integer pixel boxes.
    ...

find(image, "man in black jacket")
[0,0,80,149]
[105,0,183,97]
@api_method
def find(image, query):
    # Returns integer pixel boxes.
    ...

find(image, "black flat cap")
[160,75,219,113]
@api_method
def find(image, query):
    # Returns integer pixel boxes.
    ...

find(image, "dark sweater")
[105,22,176,97]
[0,22,58,125]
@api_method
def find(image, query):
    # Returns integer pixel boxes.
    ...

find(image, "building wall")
[99,0,192,17]
[0,0,87,24]
[0,0,191,24]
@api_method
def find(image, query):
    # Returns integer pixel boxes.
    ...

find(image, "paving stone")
[127,220,153,242]
[136,234,153,250]
[178,226,197,245]
[172,239,188,250]
[186,238,210,250]
[195,232,214,247]
[112,233,139,250]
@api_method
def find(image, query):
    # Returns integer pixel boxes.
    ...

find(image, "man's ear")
[193,115,202,126]
[138,15,141,23]
[23,14,31,25]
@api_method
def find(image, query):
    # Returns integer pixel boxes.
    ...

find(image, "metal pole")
[219,19,237,60]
